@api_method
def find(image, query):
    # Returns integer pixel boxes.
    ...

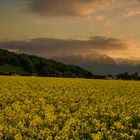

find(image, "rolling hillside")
[0,49,93,78]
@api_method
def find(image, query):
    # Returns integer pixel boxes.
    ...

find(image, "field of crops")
[0,76,140,140]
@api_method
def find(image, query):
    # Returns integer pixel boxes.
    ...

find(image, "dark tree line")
[93,72,140,80]
[116,72,140,80]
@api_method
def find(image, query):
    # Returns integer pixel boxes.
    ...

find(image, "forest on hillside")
[0,49,93,78]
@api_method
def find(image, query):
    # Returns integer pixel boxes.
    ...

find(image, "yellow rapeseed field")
[0,76,140,140]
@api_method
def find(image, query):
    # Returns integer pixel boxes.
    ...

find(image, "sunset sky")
[0,0,140,59]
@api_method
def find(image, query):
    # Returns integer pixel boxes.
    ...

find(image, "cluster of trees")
[0,49,93,78]
[117,72,140,80]
[93,72,140,80]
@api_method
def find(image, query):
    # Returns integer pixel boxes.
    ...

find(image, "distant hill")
[0,49,93,78]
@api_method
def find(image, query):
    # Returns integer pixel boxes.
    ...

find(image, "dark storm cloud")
[24,0,107,17]
[0,36,133,57]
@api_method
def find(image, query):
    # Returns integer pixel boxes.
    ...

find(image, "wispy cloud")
[123,9,140,18]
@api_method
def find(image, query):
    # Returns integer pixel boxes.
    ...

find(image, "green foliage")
[117,72,140,80]
[0,77,140,139]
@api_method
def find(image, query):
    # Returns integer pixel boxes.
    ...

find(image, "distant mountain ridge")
[52,55,140,75]
[0,49,93,78]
